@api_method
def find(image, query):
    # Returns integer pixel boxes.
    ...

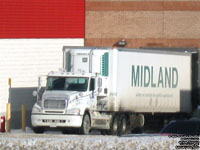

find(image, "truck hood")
[42,90,80,100]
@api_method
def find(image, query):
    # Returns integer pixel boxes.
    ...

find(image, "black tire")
[108,115,119,135]
[120,115,128,135]
[33,127,45,134]
[80,113,91,135]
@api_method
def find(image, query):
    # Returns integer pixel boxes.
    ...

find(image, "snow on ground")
[0,129,180,150]
[0,134,178,150]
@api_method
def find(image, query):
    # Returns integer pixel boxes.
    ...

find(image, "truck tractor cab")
[31,70,103,134]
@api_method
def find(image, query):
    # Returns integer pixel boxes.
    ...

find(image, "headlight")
[66,108,80,115]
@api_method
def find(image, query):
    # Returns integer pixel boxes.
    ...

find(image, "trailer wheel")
[33,127,45,134]
[80,113,91,135]
[109,115,118,135]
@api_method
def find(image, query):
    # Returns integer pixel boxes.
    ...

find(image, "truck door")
[89,77,97,110]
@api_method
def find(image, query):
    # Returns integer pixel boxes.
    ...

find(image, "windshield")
[46,77,89,91]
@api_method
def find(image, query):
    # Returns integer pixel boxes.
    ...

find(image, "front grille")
[45,111,64,114]
[44,100,66,109]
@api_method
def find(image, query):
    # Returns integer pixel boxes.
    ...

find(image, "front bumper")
[31,114,83,128]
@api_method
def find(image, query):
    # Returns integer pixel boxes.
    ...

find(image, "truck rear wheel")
[80,113,91,135]
[109,115,118,135]
[120,115,127,135]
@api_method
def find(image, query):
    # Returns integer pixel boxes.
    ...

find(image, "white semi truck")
[31,46,199,135]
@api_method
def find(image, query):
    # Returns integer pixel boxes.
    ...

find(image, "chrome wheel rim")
[121,117,127,133]
[113,117,118,133]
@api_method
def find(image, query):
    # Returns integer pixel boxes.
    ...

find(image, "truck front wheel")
[80,113,91,135]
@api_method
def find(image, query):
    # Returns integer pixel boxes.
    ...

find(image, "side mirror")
[32,91,38,97]
[38,76,42,91]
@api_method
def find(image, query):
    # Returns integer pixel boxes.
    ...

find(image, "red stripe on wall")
[0,0,85,38]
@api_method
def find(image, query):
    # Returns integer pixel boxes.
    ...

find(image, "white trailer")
[31,46,199,134]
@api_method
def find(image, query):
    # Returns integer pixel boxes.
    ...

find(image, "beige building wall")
[0,39,84,128]
[85,0,200,48]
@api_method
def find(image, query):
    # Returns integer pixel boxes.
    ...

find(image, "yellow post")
[21,104,26,132]
[8,78,11,87]
[8,78,11,103]
[6,103,11,132]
